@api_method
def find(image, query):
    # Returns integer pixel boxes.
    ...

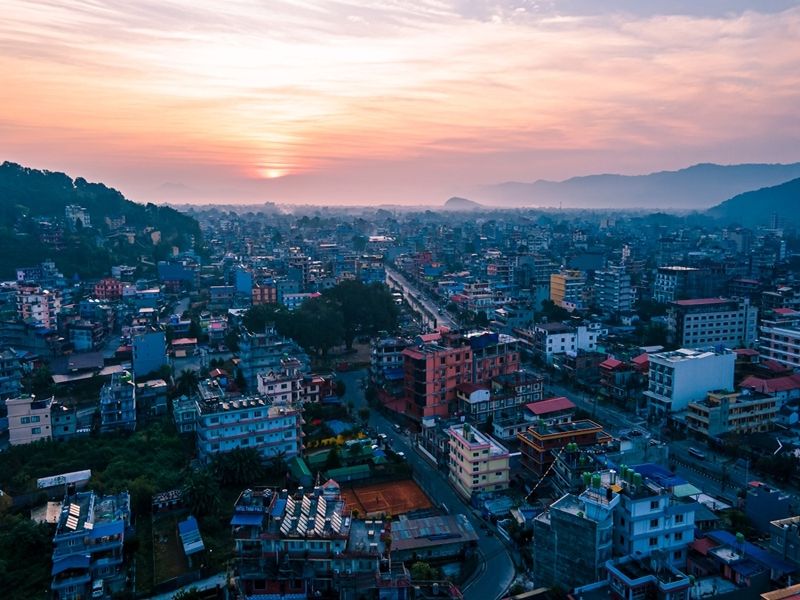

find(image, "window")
[675,514,684,523]
[649,537,658,547]
[650,501,659,510]
[650,519,659,528]
[32,427,42,434]
[31,415,40,423]
[674,551,682,560]
[20,416,30,424]
[675,532,683,541]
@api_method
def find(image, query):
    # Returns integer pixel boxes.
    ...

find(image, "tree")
[224,330,239,352]
[335,380,346,398]
[23,365,55,398]
[358,408,370,423]
[176,369,199,397]
[172,588,205,600]
[410,561,439,581]
[182,468,220,517]
[539,299,570,322]
[212,448,265,486]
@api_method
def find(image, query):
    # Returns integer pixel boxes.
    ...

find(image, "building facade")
[6,394,52,445]
[447,423,510,498]
[668,298,758,348]
[100,371,136,433]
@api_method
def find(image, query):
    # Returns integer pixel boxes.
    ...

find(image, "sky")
[1,0,800,205]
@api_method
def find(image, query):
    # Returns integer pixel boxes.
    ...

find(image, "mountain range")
[476,162,800,209]
[708,177,800,226]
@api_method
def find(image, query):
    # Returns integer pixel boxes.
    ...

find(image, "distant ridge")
[443,196,483,211]
[478,162,800,209]
[708,177,800,226]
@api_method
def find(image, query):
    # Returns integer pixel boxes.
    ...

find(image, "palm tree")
[177,369,199,396]
[182,468,220,517]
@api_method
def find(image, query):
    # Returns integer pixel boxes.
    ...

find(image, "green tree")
[410,561,439,581]
[182,468,220,517]
[176,369,199,396]
[358,408,370,423]
[212,447,265,486]
[224,330,239,352]
[23,365,55,398]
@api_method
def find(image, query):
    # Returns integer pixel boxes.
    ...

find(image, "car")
[392,423,402,432]
[396,451,406,460]
[377,433,388,441]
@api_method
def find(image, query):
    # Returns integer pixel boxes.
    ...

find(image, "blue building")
[51,490,131,600]
[132,330,166,380]
[100,371,136,432]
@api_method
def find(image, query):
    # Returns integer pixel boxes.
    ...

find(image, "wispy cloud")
[1,0,799,203]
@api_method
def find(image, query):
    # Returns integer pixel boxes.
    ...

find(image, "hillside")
[0,162,202,279]
[443,196,483,211]
[708,177,800,226]
[477,162,800,209]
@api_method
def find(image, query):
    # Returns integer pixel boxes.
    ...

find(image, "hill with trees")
[707,176,800,226]
[0,161,202,278]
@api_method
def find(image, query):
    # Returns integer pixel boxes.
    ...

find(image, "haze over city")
[2,0,800,205]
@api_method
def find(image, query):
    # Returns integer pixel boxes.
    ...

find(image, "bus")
[688,447,706,460]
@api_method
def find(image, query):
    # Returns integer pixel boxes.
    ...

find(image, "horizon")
[2,1,800,205]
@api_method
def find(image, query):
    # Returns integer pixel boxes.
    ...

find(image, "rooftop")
[391,514,478,552]
[525,396,576,416]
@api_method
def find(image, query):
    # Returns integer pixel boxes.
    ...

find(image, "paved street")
[385,265,459,330]
[338,368,517,600]
[543,377,640,434]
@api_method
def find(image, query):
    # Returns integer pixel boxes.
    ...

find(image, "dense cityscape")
[0,164,799,600]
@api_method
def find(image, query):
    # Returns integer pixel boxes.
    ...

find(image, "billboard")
[37,470,91,489]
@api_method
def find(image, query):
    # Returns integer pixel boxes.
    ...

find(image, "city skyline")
[2,0,800,205]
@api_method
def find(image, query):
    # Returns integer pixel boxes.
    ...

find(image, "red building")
[94,277,123,301]
[252,283,277,305]
[401,343,473,420]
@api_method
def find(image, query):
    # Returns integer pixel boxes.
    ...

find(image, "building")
[16,283,61,328]
[654,266,706,303]
[461,330,520,384]
[5,394,52,445]
[195,395,302,462]
[668,298,758,348]
[370,336,411,397]
[51,490,130,600]
[401,341,473,420]
[100,371,136,433]
[769,516,800,569]
[391,514,478,563]
[599,357,641,404]
[238,327,309,391]
[687,389,778,438]
[68,319,105,352]
[131,329,167,380]
[550,269,587,310]
[252,282,277,305]
[759,323,800,371]
[534,481,620,589]
[644,348,735,416]
[517,419,611,478]
[51,400,78,440]
[525,321,604,364]
[746,482,792,533]
[570,556,692,600]
[64,204,92,229]
[93,277,123,301]
[0,348,22,400]
[594,265,634,315]
[447,423,510,499]
[135,379,168,417]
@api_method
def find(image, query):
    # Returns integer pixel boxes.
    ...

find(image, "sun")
[259,167,289,179]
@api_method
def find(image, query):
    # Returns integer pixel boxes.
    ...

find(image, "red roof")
[762,359,793,373]
[672,298,730,306]
[691,537,718,556]
[599,357,622,370]
[735,348,759,356]
[775,308,800,315]
[741,374,800,394]
[526,396,576,415]
[631,353,649,366]
[172,337,198,346]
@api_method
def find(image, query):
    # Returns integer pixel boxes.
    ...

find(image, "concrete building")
[769,516,800,569]
[238,327,309,391]
[654,266,706,303]
[131,329,166,380]
[93,277,123,301]
[517,419,611,478]
[195,395,302,462]
[644,348,735,416]
[687,389,778,438]
[525,321,604,364]
[746,482,792,533]
[447,423,510,499]
[668,298,758,348]
[369,336,411,397]
[594,265,634,315]
[391,514,478,562]
[16,283,61,328]
[550,269,587,310]
[759,323,800,371]
[534,481,620,589]
[51,490,130,600]
[5,394,52,445]
[51,400,78,440]
[570,556,692,600]
[64,204,92,229]
[401,341,473,420]
[0,348,22,400]
[100,371,136,433]
[461,330,521,384]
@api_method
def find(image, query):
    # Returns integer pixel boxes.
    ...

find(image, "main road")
[338,369,517,600]
[385,265,459,330]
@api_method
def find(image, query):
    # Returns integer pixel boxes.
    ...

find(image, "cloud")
[1,0,799,204]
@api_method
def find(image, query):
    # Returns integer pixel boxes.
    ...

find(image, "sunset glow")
[1,1,799,204]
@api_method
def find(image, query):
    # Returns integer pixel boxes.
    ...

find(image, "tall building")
[51,490,130,600]
[687,389,778,438]
[759,315,800,371]
[550,269,587,310]
[534,478,620,589]
[517,419,611,478]
[93,277,123,301]
[644,348,735,416]
[16,283,61,328]
[524,321,604,364]
[447,422,510,499]
[238,327,309,391]
[131,329,167,380]
[401,341,472,420]
[5,394,52,445]
[0,348,22,400]
[594,265,634,315]
[100,371,136,432]
[653,266,705,303]
[668,298,758,348]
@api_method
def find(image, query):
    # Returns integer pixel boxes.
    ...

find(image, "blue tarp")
[270,498,287,518]
[178,515,205,555]
[327,420,351,435]
[230,512,264,526]
[51,554,90,576]
[633,463,687,488]
[384,367,405,381]
[90,520,124,540]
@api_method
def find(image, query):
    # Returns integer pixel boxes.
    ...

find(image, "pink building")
[94,277,123,301]
[402,343,473,421]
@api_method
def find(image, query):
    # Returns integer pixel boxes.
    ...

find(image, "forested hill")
[0,162,201,278]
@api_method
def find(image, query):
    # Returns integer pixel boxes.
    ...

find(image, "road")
[385,265,459,330]
[339,368,516,600]
[543,378,639,434]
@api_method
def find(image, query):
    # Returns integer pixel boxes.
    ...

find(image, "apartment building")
[401,342,472,420]
[369,336,411,396]
[100,371,136,433]
[16,283,61,328]
[5,394,52,445]
[550,269,587,310]
[517,419,611,478]
[131,329,166,381]
[461,330,520,383]
[760,322,800,371]
[525,321,604,364]
[51,490,130,600]
[687,389,778,438]
[238,327,309,391]
[644,348,735,416]
[195,395,302,462]
[668,297,758,348]
[654,266,706,303]
[0,348,22,400]
[594,265,634,315]
[93,277,123,301]
[447,423,510,499]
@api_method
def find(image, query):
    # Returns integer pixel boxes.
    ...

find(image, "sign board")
[37,469,91,489]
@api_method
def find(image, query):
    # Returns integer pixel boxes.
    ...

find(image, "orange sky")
[2,1,800,205]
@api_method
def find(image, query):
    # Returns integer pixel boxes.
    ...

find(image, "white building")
[528,322,605,364]
[65,205,92,229]
[594,265,634,315]
[16,284,61,328]
[5,394,52,445]
[760,323,800,371]
[447,423,510,499]
[668,298,758,348]
[644,348,735,415]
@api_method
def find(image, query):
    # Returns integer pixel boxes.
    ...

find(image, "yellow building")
[6,395,52,446]
[550,270,586,310]
[447,423,510,499]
